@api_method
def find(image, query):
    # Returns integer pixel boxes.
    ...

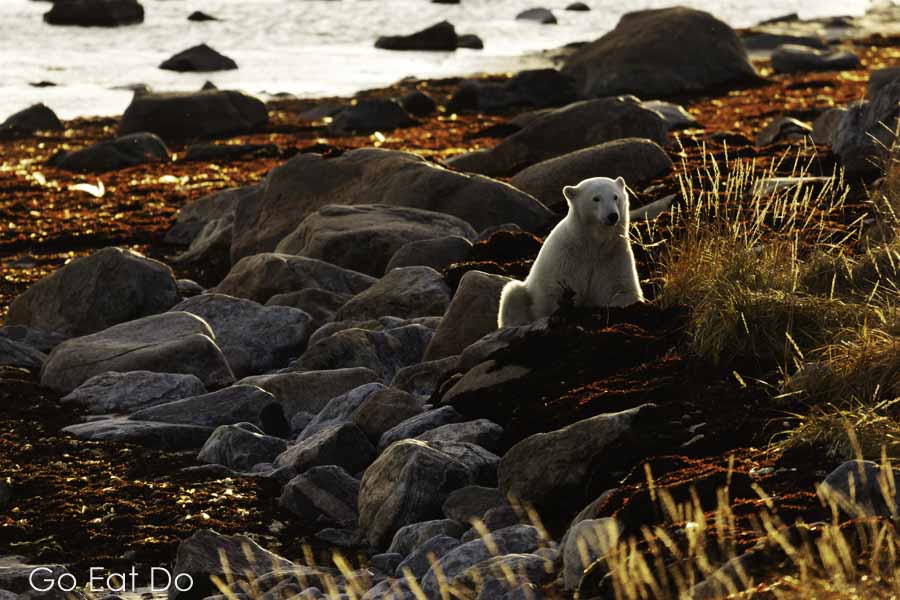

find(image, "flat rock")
[7,247,179,337]
[61,371,206,414]
[279,466,360,527]
[48,132,169,172]
[40,312,234,392]
[771,44,860,74]
[197,423,288,471]
[335,266,451,321]
[43,0,144,26]
[62,417,212,450]
[159,43,237,72]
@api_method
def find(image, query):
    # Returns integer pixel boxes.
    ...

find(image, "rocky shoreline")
[2,4,900,600]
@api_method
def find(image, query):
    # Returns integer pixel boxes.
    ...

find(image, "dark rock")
[392,355,462,399]
[399,90,438,117]
[48,132,169,172]
[448,69,576,113]
[379,405,463,451]
[442,485,507,523]
[386,235,472,272]
[62,417,212,450]
[396,535,461,578]
[43,0,144,27]
[811,107,847,145]
[335,266,451,321]
[755,116,812,146]
[388,519,467,555]
[297,382,387,440]
[274,423,375,474]
[0,325,67,354]
[165,185,255,246]
[61,370,206,414]
[0,337,46,370]
[418,419,504,452]
[771,44,860,74]
[0,103,63,136]
[833,78,900,175]
[183,143,277,162]
[740,32,825,52]
[371,553,403,575]
[328,99,416,136]
[266,288,351,332]
[457,34,484,49]
[869,66,900,98]
[187,10,218,22]
[159,43,237,72]
[197,423,287,470]
[375,20,458,51]
[516,8,556,24]
[820,460,900,519]
[351,387,424,442]
[566,2,589,10]
[278,466,360,526]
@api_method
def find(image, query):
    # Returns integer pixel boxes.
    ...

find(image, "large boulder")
[265,287,351,332]
[327,100,416,136]
[375,20,458,51]
[562,7,758,98]
[40,312,235,392]
[770,44,860,74]
[498,404,656,508]
[424,270,512,361]
[118,90,268,141]
[296,382,387,441]
[448,97,669,177]
[279,466,361,527]
[274,423,375,475]
[378,406,463,451]
[61,371,206,414]
[447,69,577,113]
[509,138,673,210]
[229,148,552,261]
[335,266,451,321]
[213,253,375,304]
[274,204,476,277]
[833,78,900,175]
[359,439,474,548]
[0,103,63,136]
[385,235,472,272]
[170,294,312,377]
[159,44,238,72]
[48,132,169,172]
[239,367,381,419]
[165,185,257,246]
[43,0,144,26]
[6,247,179,337]
[197,423,287,471]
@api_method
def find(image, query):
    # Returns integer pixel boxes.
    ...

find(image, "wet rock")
[509,138,672,209]
[266,288,351,331]
[359,439,473,547]
[274,423,375,474]
[293,324,433,381]
[812,107,847,145]
[169,529,296,600]
[388,519,467,555]
[498,404,657,508]
[771,44,860,73]
[386,235,472,272]
[62,417,212,450]
[165,185,256,246]
[183,143,277,162]
[399,90,438,117]
[214,253,375,304]
[562,518,621,589]
[448,97,668,177]
[119,90,267,141]
[562,7,758,98]
[447,69,577,113]
[755,116,812,146]
[129,385,286,434]
[868,66,900,97]
[516,8,556,24]
[391,355,461,399]
[61,370,206,414]
[297,382,387,440]
[239,367,381,419]
[170,294,312,377]
[278,466,360,526]
[335,266,451,321]
[160,43,237,72]
[395,534,461,578]
[328,99,416,136]
[833,77,900,175]
[375,20,458,51]
[40,312,234,392]
[197,423,287,470]
[378,405,463,451]
[229,148,552,261]
[0,103,63,136]
[442,485,507,523]
[0,338,46,370]
[820,460,900,519]
[275,204,475,277]
[43,0,144,26]
[49,132,169,172]
[187,10,218,22]
[418,419,504,452]
[7,247,179,337]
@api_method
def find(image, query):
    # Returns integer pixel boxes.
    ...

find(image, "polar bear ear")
[562,186,578,204]
[615,176,626,189]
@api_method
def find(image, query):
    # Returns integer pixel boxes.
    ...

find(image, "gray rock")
[40,312,234,392]
[297,382,387,440]
[0,557,69,594]
[0,103,63,135]
[197,423,288,470]
[48,132,169,172]
[371,553,403,576]
[868,66,900,98]
[375,20,458,51]
[119,90,267,141]
[442,486,508,524]
[0,325,67,353]
[441,360,532,408]
[820,460,900,519]
[431,440,500,487]
[386,236,472,272]
[308,316,440,348]
[165,185,257,246]
[499,404,656,508]
[448,97,668,177]
[509,138,672,210]
[771,44,860,74]
[43,0,144,27]
[159,43,237,72]
[755,116,812,146]
[516,8,556,24]
[0,337,46,370]
[62,417,212,450]
[274,423,375,474]
[418,419,504,453]
[351,387,424,442]
[562,518,621,589]
[562,7,758,98]
[453,554,555,595]
[129,385,285,434]
[289,411,315,436]
[459,318,550,372]
[170,293,312,377]
[293,324,434,381]
[213,253,375,304]
[388,519,467,555]
[176,279,204,297]
[379,406,463,451]
[391,355,461,399]
[275,204,475,277]
[229,148,552,261]
[424,271,511,361]
[239,367,381,420]
[278,466,360,526]
[172,214,233,267]
[447,69,576,113]
[812,107,847,145]
[641,100,698,129]
[740,31,825,52]
[61,370,206,414]
[833,78,900,175]
[327,99,416,136]
[395,534,461,578]
[400,90,438,117]
[359,439,474,548]
[7,247,179,337]
[335,266,451,321]
[265,288,351,332]
[361,579,415,600]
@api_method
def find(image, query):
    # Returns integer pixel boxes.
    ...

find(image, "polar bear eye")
[592,196,600,203]
[613,195,619,202]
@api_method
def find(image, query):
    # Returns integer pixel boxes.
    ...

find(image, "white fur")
[498,176,644,328]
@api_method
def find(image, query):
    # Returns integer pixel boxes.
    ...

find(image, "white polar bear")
[497,176,644,328]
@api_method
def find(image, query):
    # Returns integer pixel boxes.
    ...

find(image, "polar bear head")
[562,176,629,229]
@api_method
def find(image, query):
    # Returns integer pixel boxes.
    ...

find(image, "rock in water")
[43,0,144,27]
[159,43,238,72]
[48,132,169,172]
[375,21,458,51]
[562,7,758,98]
[6,247,179,337]
[187,10,218,22]
[516,8,557,24]
[0,103,63,136]
[40,312,235,392]
[119,90,268,141]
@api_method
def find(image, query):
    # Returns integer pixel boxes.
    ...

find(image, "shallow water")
[0,0,871,119]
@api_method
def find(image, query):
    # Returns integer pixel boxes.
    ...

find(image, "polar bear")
[497,176,643,328]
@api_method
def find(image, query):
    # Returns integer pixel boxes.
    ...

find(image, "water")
[0,0,872,120]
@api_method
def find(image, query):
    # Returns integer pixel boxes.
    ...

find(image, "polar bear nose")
[607,213,619,225]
